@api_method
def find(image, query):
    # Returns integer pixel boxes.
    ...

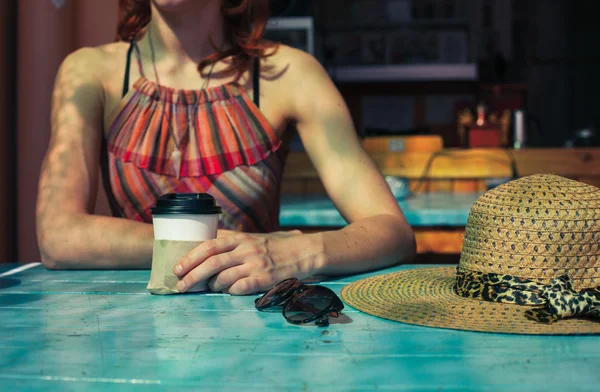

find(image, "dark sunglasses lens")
[255,278,300,309]
[283,286,339,323]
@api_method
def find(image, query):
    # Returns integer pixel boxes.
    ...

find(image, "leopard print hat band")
[341,174,600,335]
[454,269,600,324]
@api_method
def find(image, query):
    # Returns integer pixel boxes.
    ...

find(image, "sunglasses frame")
[255,278,344,326]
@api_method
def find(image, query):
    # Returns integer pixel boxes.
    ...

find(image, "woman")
[36,0,415,295]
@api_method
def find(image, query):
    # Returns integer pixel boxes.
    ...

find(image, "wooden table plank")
[1,264,599,391]
[280,192,481,228]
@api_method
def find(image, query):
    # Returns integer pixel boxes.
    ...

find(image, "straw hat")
[341,174,600,334]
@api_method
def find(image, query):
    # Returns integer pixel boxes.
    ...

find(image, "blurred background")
[1,0,599,263]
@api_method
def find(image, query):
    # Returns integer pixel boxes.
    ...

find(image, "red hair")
[116,0,278,78]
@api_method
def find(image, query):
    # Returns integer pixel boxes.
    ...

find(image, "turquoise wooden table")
[279,193,483,227]
[1,263,599,391]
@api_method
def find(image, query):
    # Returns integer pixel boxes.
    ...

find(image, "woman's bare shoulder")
[261,44,328,85]
[56,41,130,86]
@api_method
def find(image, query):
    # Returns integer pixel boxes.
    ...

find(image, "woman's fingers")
[207,263,254,293]
[174,236,240,277]
[174,236,243,293]
[226,276,268,296]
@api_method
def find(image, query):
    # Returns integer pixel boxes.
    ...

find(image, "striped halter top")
[101,40,288,233]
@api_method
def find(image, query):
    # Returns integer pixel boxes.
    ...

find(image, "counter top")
[1,262,597,391]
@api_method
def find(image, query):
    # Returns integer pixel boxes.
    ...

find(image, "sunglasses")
[255,278,345,327]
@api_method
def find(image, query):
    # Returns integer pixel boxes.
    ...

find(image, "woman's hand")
[173,230,322,295]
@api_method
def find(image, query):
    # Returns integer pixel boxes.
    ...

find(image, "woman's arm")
[36,47,154,269]
[279,48,416,275]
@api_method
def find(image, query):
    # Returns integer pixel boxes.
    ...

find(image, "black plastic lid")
[150,193,222,215]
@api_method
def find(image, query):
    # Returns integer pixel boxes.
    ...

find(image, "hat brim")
[340,267,600,335]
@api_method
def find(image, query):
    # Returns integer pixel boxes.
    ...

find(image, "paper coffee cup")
[147,193,222,294]
[151,193,222,241]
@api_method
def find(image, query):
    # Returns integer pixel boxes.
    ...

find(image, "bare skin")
[37,0,416,294]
